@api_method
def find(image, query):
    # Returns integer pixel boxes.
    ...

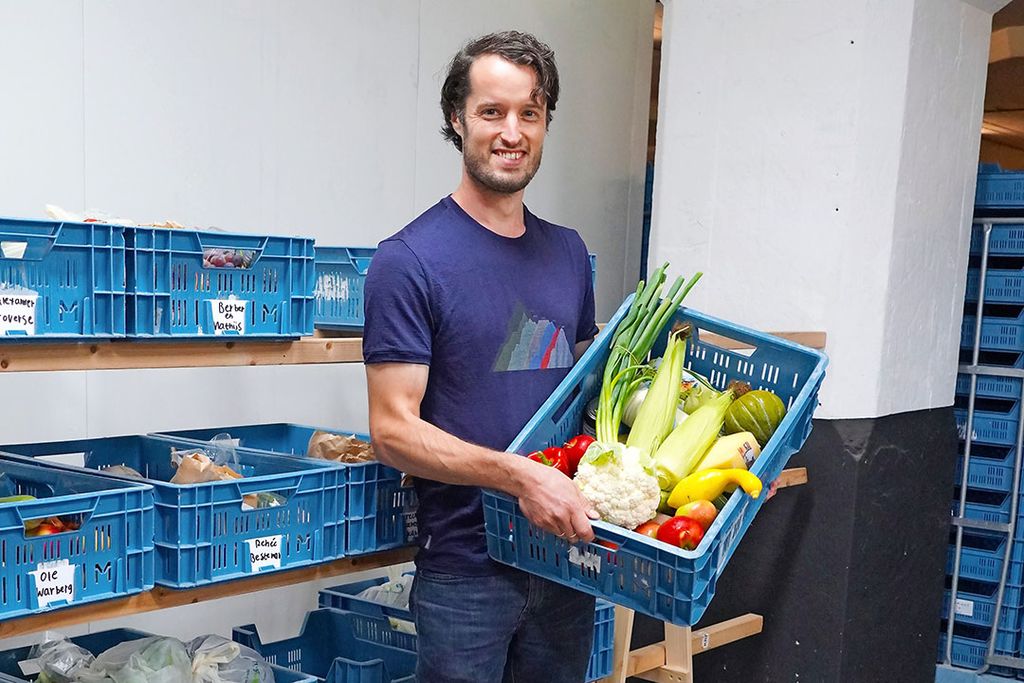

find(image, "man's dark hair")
[440,31,559,152]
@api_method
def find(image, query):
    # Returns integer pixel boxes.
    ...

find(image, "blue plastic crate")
[937,621,1020,674]
[961,314,1024,354]
[125,226,314,338]
[233,608,416,683]
[965,267,1024,304]
[956,407,1021,447]
[156,423,418,556]
[0,434,345,587]
[976,167,1024,209]
[951,487,1024,531]
[0,627,315,683]
[0,454,153,619]
[955,443,1020,493]
[971,224,1024,256]
[943,577,1024,631]
[317,575,615,682]
[313,247,377,331]
[483,295,828,626]
[948,532,1024,583]
[956,373,1023,401]
[0,217,126,339]
[313,248,598,331]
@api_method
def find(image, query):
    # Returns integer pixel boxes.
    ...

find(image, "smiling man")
[362,31,600,683]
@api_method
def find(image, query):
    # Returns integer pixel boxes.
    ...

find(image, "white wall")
[651,0,994,419]
[0,0,653,650]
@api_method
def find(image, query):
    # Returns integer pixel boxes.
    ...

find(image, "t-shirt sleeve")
[362,239,433,365]
[576,237,599,344]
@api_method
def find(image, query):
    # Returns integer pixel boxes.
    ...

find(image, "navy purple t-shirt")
[362,196,598,576]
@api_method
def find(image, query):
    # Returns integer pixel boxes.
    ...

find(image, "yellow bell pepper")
[666,468,762,508]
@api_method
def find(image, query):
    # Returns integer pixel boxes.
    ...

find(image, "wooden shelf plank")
[0,546,415,638]
[0,337,363,373]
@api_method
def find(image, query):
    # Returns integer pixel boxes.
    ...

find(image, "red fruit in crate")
[674,500,718,532]
[633,520,661,538]
[656,515,704,550]
[562,434,595,475]
[28,523,61,536]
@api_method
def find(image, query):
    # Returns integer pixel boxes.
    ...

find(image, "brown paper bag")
[306,431,375,463]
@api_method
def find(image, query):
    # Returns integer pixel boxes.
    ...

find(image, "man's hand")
[515,458,599,543]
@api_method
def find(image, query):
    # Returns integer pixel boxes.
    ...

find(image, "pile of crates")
[943,165,1024,676]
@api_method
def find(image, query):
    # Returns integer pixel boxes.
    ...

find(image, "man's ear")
[451,112,464,138]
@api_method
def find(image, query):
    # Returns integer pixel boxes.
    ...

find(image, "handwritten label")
[0,294,36,335]
[30,560,76,608]
[955,598,975,617]
[568,546,602,573]
[211,299,248,335]
[701,633,711,649]
[246,535,282,572]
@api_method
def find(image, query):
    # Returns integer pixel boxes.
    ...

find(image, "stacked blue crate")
[945,174,1024,676]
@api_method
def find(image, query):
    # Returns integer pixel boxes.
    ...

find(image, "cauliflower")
[573,442,661,530]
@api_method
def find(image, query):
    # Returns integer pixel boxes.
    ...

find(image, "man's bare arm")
[366,362,596,541]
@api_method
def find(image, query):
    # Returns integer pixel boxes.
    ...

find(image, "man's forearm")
[371,413,530,496]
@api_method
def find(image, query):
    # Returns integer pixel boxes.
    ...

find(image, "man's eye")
[482,109,500,116]
[523,110,539,119]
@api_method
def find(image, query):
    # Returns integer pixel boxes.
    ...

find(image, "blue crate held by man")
[0,627,316,683]
[156,423,418,555]
[0,216,126,340]
[0,434,345,588]
[0,454,154,619]
[482,294,828,626]
[233,608,417,683]
[317,574,616,682]
[125,226,314,338]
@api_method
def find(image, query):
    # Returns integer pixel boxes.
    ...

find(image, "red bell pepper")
[527,446,571,476]
[562,434,595,475]
[655,515,704,550]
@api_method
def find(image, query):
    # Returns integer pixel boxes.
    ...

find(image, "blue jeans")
[409,565,596,682]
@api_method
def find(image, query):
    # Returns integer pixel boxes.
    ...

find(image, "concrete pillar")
[646,0,1010,679]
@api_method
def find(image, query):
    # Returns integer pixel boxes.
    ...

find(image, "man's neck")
[451,175,526,238]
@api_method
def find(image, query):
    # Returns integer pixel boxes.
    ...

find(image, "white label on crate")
[30,560,76,608]
[246,535,282,572]
[955,598,975,617]
[211,299,248,335]
[0,293,36,335]
[568,546,602,573]
[701,633,711,649]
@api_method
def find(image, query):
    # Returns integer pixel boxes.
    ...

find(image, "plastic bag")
[75,636,192,683]
[187,635,274,683]
[356,574,414,609]
[99,465,145,479]
[28,636,95,683]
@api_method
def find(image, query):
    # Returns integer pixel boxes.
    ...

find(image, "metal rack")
[946,218,1024,673]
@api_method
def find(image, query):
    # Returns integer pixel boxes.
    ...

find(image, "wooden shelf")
[0,336,363,373]
[0,546,415,639]
[0,330,823,374]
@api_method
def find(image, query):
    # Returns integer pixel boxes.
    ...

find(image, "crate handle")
[13,495,99,527]
[231,623,262,649]
[349,249,373,276]
[0,234,58,262]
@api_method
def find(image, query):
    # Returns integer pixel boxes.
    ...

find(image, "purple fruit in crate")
[223,261,235,268]
[232,252,243,266]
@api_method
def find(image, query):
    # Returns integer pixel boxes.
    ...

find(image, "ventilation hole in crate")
[15,575,20,603]
[1,576,5,605]
[772,366,780,384]
[95,561,111,584]
[234,541,239,569]
[792,373,800,390]
[1,538,5,568]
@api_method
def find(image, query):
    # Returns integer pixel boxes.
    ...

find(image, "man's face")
[453,54,547,195]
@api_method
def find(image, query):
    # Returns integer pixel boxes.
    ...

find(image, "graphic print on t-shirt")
[493,302,574,372]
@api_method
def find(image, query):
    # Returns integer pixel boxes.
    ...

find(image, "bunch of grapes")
[202,248,254,269]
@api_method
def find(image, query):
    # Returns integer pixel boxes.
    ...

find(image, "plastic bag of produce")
[187,635,274,683]
[306,431,375,463]
[75,636,192,683]
[26,636,94,683]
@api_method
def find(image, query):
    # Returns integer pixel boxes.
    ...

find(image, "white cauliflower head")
[573,442,660,530]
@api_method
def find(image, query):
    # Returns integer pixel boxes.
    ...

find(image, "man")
[363,31,599,682]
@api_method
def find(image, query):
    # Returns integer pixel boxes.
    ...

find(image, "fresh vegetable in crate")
[527,447,571,476]
[723,386,787,446]
[573,263,702,529]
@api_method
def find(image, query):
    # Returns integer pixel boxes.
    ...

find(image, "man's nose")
[500,113,522,146]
